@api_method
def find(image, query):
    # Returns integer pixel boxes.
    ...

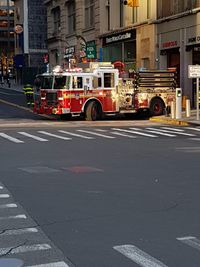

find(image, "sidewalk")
[2,80,23,92]
[150,109,200,126]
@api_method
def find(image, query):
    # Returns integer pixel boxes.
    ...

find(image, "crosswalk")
[0,126,200,144]
[1,182,200,266]
[0,183,72,267]
[113,237,200,266]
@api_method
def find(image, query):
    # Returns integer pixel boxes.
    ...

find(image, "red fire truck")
[33,62,176,120]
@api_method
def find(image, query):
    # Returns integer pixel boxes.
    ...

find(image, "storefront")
[186,25,200,106]
[159,30,180,86]
[101,29,136,71]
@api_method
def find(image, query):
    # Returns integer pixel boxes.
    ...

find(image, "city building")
[0,0,14,78]
[44,0,157,73]
[155,0,200,106]
[12,0,48,84]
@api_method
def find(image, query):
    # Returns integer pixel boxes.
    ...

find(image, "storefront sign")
[64,46,75,59]
[188,36,200,44]
[162,41,178,49]
[86,44,96,59]
[103,30,136,45]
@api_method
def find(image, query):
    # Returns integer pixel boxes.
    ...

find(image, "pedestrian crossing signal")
[123,0,139,7]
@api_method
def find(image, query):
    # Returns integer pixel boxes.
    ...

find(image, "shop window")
[104,73,114,88]
[124,41,136,62]
[103,43,122,62]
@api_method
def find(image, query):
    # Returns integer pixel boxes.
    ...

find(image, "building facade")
[0,0,14,77]
[156,0,200,106]
[45,0,157,73]
[13,0,48,84]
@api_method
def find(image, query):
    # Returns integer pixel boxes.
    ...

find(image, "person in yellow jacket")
[23,84,34,107]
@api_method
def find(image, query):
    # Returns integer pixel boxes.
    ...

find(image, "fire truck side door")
[70,75,84,113]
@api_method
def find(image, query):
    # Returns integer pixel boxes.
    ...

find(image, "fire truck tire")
[149,98,165,116]
[85,101,100,121]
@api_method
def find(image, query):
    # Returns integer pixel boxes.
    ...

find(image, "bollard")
[186,99,191,117]
[176,88,182,119]
[171,101,176,119]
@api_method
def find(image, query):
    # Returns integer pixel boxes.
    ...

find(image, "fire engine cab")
[33,62,176,120]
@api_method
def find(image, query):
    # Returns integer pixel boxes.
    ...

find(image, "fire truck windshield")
[39,75,70,90]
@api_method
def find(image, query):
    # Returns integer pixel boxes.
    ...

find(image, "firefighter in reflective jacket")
[23,84,34,107]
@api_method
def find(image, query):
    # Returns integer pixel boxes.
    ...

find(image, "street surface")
[0,86,200,266]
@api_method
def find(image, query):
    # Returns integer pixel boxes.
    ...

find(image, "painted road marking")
[77,129,115,139]
[189,138,200,141]
[161,127,184,132]
[177,236,200,251]
[0,214,27,220]
[146,128,196,137]
[18,132,48,142]
[110,131,137,138]
[25,261,70,267]
[0,243,51,256]
[58,130,94,139]
[185,127,200,132]
[113,244,168,267]
[1,227,38,236]
[0,194,10,198]
[0,133,24,143]
[112,128,157,138]
[0,186,3,189]
[145,129,176,137]
[38,131,72,140]
[0,203,17,209]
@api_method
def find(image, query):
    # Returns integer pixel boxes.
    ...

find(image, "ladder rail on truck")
[135,69,177,116]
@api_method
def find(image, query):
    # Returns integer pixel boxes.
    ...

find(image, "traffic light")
[123,0,139,7]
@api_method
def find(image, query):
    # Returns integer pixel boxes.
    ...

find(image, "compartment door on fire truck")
[102,71,117,112]
[70,75,84,113]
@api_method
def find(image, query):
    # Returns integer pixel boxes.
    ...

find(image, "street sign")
[188,65,200,78]
[86,44,96,59]
[188,65,200,120]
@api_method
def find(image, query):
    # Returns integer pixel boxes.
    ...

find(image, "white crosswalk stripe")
[18,132,48,141]
[184,127,200,132]
[177,236,200,251]
[0,243,51,256]
[38,131,72,140]
[112,128,158,137]
[146,127,196,137]
[139,127,176,137]
[77,129,116,138]
[110,131,136,138]
[114,244,168,267]
[25,261,70,267]
[0,133,24,143]
[58,130,94,139]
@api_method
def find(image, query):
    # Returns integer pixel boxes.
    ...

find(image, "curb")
[0,98,52,120]
[149,117,190,126]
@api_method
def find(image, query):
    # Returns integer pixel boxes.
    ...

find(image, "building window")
[52,7,61,34]
[85,0,94,28]
[68,0,76,34]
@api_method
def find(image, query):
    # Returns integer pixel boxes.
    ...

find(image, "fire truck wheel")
[150,98,165,116]
[85,101,100,121]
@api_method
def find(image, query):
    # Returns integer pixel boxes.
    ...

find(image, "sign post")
[188,65,200,120]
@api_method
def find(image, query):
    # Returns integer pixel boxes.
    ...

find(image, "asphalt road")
[0,87,200,267]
